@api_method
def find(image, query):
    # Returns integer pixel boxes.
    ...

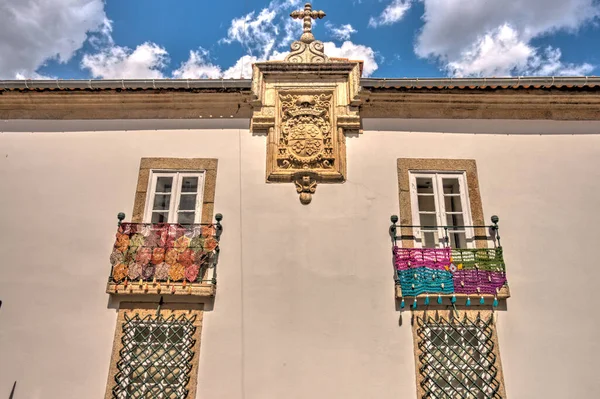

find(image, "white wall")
[1,119,599,398]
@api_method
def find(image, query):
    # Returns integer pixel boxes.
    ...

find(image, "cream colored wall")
[0,123,245,399]
[1,119,600,398]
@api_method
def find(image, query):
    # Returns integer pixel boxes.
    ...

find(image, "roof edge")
[2,76,599,91]
[360,76,600,89]
[1,78,252,90]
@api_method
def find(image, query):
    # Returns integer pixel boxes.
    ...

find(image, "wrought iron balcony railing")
[390,215,509,308]
[107,213,223,297]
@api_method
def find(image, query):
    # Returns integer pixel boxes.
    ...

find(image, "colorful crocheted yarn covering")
[398,267,454,296]
[450,248,505,272]
[394,247,451,271]
[394,246,507,297]
[453,270,506,295]
[109,223,219,283]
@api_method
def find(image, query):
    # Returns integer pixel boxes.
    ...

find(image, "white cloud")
[416,0,599,76]
[222,8,279,59]
[525,47,594,76]
[222,55,261,79]
[216,1,378,77]
[446,24,594,77]
[172,48,222,79]
[326,23,357,41]
[81,42,168,79]
[281,15,304,48]
[368,0,412,28]
[0,0,107,79]
[324,41,379,76]
[221,0,304,57]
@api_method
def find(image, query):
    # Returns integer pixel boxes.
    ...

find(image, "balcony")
[107,213,223,298]
[389,215,509,308]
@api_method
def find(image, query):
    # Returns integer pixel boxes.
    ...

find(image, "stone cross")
[290,3,326,43]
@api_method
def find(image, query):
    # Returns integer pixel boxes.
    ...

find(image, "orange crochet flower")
[203,237,218,252]
[178,248,196,268]
[112,263,129,282]
[168,263,185,281]
[115,233,130,253]
[173,236,191,253]
[165,248,178,265]
[202,225,216,238]
[151,248,166,265]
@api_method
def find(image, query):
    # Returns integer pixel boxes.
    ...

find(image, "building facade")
[1,6,600,398]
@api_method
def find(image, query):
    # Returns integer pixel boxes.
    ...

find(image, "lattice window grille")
[416,313,502,399]
[113,313,197,399]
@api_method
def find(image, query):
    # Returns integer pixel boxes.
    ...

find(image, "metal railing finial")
[491,215,501,247]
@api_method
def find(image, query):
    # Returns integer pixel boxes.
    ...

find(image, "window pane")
[416,177,434,194]
[423,232,437,248]
[155,177,173,193]
[443,178,460,194]
[450,232,467,248]
[446,213,465,227]
[181,177,198,193]
[151,212,168,223]
[178,194,197,211]
[417,195,436,212]
[444,195,463,212]
[178,212,195,224]
[419,213,437,228]
[153,194,171,211]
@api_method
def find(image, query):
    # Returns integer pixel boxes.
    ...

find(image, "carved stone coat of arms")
[279,93,333,171]
[249,2,362,205]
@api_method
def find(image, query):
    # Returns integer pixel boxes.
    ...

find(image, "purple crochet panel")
[452,270,507,295]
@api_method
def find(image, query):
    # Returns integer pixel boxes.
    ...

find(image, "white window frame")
[144,170,206,224]
[409,171,474,248]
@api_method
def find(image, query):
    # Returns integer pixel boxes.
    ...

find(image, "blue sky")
[1,0,599,80]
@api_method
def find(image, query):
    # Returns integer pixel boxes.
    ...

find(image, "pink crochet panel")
[393,247,451,271]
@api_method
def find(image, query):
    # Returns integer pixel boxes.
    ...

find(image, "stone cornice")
[1,86,599,120]
[0,90,253,119]
[359,89,600,120]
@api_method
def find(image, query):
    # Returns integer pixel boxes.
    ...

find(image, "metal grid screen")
[113,313,197,399]
[416,313,502,399]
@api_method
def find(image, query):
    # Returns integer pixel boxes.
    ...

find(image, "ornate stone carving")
[278,93,333,170]
[285,3,328,63]
[286,41,328,64]
[250,2,363,204]
[295,173,318,205]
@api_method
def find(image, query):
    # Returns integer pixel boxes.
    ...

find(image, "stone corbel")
[337,114,362,135]
[251,114,275,135]
[294,172,318,205]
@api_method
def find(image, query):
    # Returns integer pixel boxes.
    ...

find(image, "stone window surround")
[104,302,204,399]
[104,158,217,397]
[132,158,218,224]
[397,158,486,249]
[411,309,507,399]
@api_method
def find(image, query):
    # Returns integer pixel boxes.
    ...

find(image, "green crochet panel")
[450,248,505,273]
